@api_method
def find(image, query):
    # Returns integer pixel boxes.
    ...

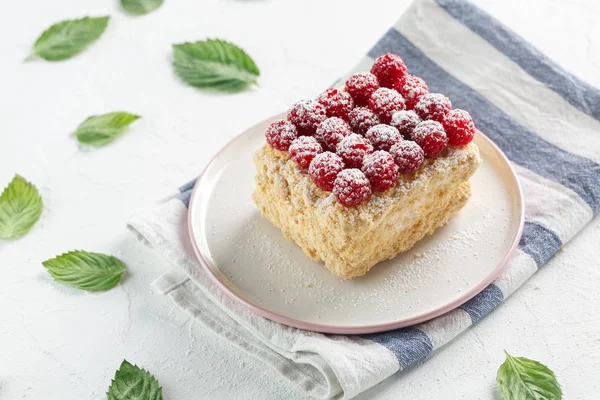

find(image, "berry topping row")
[264,53,476,207]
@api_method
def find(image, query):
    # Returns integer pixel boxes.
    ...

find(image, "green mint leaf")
[42,251,126,292]
[74,112,141,147]
[0,175,43,239]
[30,16,109,61]
[172,39,260,93]
[107,360,164,400]
[121,0,164,15]
[497,351,562,400]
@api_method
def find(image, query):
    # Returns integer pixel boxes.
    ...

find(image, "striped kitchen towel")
[128,0,600,398]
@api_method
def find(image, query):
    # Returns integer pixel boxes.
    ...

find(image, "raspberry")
[390,110,422,139]
[345,72,379,106]
[368,87,405,124]
[333,169,372,207]
[317,88,354,120]
[361,150,399,192]
[287,100,327,136]
[265,119,298,151]
[389,141,424,173]
[443,109,475,146]
[412,120,448,158]
[315,117,351,151]
[309,151,345,192]
[415,93,452,123]
[370,53,408,88]
[395,75,428,110]
[365,124,402,151]
[347,107,380,135]
[336,133,374,169]
[288,136,323,169]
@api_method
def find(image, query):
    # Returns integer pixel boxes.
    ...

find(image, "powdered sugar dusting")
[288,136,322,169]
[415,93,452,122]
[412,120,446,141]
[369,88,404,109]
[444,108,471,125]
[287,99,327,135]
[365,124,402,151]
[412,120,448,158]
[443,109,475,146]
[336,133,374,169]
[317,88,354,120]
[333,168,372,206]
[389,140,425,173]
[346,72,378,91]
[361,150,399,192]
[265,119,298,151]
[345,72,380,106]
[370,53,408,88]
[348,107,380,135]
[368,87,405,123]
[398,75,428,109]
[308,151,345,192]
[314,117,351,151]
[390,110,422,138]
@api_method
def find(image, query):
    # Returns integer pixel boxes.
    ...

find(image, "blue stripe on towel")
[459,284,503,324]
[178,178,198,208]
[435,0,600,121]
[368,29,600,214]
[179,179,197,194]
[178,190,193,208]
[519,221,563,267]
[360,328,433,368]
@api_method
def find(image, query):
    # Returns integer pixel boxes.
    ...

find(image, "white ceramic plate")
[187,113,524,334]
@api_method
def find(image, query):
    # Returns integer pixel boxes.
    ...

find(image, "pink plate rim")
[186,124,525,335]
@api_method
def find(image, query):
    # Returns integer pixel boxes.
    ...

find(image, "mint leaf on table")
[74,112,141,147]
[0,175,43,239]
[42,251,126,292]
[172,39,260,92]
[121,0,164,15]
[28,16,109,61]
[497,351,562,400]
[107,360,164,400]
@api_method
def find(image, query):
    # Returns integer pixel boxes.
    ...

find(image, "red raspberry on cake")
[315,117,351,151]
[345,72,379,106]
[309,151,345,192]
[370,53,408,88]
[415,93,452,123]
[365,124,403,151]
[394,75,428,110]
[265,119,298,151]
[289,136,323,169]
[362,150,399,192]
[368,87,406,124]
[287,100,327,136]
[389,141,425,173]
[336,133,374,169]
[412,120,448,158]
[333,169,372,207]
[317,88,354,120]
[443,109,475,146]
[390,110,422,139]
[348,107,381,135]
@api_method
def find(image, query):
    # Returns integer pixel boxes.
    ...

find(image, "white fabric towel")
[128,0,600,398]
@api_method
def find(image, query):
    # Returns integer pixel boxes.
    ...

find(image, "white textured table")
[1,0,599,398]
